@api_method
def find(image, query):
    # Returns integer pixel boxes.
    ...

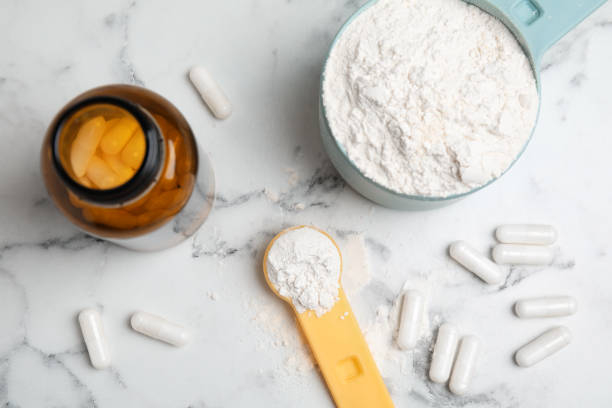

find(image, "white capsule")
[496,224,557,245]
[396,290,424,350]
[514,296,577,318]
[130,311,192,347]
[189,66,232,119]
[78,308,111,369]
[449,335,481,395]
[515,326,571,367]
[449,241,504,285]
[429,323,459,383]
[492,244,554,265]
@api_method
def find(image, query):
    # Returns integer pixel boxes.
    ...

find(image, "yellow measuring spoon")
[263,225,394,408]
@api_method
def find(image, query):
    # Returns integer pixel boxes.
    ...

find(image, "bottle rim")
[51,95,164,206]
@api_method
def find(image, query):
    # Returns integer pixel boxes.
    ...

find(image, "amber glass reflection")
[41,85,198,238]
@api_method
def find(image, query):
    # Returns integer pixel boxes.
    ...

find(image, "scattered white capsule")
[496,224,557,245]
[449,335,481,395]
[449,241,504,285]
[448,336,480,395]
[492,244,554,265]
[130,311,192,347]
[514,296,577,318]
[429,323,459,383]
[189,65,232,119]
[396,290,424,350]
[78,308,111,369]
[515,326,571,367]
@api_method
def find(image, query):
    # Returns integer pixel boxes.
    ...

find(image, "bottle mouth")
[51,95,164,206]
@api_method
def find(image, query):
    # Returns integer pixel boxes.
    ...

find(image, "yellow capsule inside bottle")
[59,105,146,190]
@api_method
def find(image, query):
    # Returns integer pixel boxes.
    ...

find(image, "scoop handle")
[296,289,394,408]
[471,0,606,68]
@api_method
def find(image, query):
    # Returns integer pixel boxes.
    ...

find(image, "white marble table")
[1,1,612,407]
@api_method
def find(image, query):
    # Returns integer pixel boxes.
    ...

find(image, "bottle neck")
[51,96,164,207]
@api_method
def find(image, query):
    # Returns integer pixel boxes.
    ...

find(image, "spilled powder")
[250,298,315,376]
[252,231,447,397]
[363,278,439,395]
[284,167,299,186]
[264,188,280,203]
[341,233,372,297]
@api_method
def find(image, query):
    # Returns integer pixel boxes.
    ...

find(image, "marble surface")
[1,0,612,407]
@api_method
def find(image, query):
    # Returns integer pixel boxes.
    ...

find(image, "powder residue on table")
[255,231,445,397]
[250,299,315,375]
[340,233,372,297]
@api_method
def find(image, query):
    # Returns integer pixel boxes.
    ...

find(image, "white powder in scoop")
[266,227,341,316]
[323,0,539,197]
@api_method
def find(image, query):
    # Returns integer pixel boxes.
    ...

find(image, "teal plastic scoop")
[470,0,606,73]
[319,0,608,210]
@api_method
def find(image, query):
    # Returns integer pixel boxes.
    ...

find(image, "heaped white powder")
[267,227,341,316]
[323,0,539,197]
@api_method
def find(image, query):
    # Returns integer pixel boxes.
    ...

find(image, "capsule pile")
[400,223,576,396]
[70,114,145,189]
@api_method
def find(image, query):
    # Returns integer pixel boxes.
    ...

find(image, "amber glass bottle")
[41,85,215,251]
